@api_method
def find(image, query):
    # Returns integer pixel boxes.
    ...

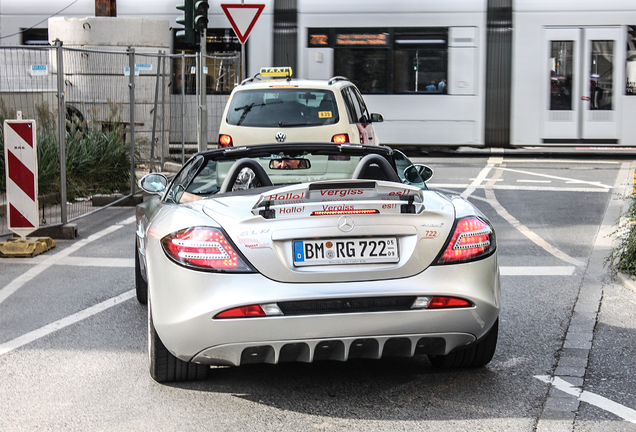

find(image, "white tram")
[1,0,635,147]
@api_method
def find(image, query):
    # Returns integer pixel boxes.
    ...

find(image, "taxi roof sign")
[260,67,293,77]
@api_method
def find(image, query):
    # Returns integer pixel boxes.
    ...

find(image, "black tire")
[134,241,148,305]
[148,305,209,383]
[428,319,498,368]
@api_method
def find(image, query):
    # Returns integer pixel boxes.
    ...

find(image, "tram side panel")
[295,2,488,147]
[511,1,636,146]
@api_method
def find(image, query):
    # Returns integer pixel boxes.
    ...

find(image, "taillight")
[161,227,253,272]
[426,296,472,308]
[216,305,265,318]
[215,303,283,319]
[332,133,349,143]
[434,217,495,265]
[219,134,233,147]
[411,296,473,309]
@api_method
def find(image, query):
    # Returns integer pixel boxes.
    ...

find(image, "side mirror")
[415,164,434,182]
[370,113,384,123]
[139,173,168,194]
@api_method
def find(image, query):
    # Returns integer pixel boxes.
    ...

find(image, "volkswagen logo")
[275,132,286,142]
[337,216,355,232]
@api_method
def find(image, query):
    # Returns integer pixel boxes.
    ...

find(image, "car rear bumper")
[147,242,500,364]
[191,332,478,366]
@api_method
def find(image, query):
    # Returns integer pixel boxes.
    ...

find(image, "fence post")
[195,53,200,152]
[55,40,68,225]
[181,51,186,164]
[149,50,161,173]
[160,52,167,172]
[200,29,208,153]
[128,47,136,194]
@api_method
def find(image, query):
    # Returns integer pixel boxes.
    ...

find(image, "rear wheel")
[148,304,209,383]
[428,319,498,368]
[134,241,148,304]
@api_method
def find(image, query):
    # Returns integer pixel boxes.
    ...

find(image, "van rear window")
[226,89,339,127]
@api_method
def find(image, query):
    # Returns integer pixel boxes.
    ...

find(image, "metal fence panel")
[1,45,239,236]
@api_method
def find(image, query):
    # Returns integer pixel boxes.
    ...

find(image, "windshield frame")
[164,144,428,203]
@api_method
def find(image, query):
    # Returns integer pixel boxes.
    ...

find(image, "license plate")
[293,237,399,266]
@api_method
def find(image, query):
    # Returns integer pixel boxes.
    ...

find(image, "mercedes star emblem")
[275,131,286,142]
[337,216,355,232]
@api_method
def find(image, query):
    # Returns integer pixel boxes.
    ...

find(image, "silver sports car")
[136,143,500,383]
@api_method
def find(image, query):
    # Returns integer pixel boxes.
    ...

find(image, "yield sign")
[221,4,265,44]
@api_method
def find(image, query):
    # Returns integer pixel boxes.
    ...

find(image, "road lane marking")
[2,258,576,276]
[55,257,134,267]
[488,185,609,192]
[0,290,135,357]
[459,153,503,199]
[496,167,613,189]
[506,159,620,164]
[535,376,636,424]
[0,257,135,266]
[429,184,610,192]
[483,169,586,267]
[0,216,135,306]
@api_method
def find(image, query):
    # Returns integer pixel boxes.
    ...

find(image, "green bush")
[1,101,131,200]
[606,193,636,277]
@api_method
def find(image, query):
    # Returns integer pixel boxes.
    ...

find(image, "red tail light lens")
[219,134,233,147]
[216,305,266,318]
[427,296,472,309]
[161,227,253,272]
[332,133,349,143]
[435,217,495,265]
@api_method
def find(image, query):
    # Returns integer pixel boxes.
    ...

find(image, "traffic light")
[193,1,209,31]
[176,0,196,47]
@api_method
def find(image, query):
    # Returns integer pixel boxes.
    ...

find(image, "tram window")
[334,49,388,94]
[316,27,448,95]
[393,29,448,94]
[590,40,613,110]
[627,26,636,95]
[550,41,574,110]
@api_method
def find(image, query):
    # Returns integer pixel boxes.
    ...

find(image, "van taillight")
[332,134,349,143]
[219,134,233,147]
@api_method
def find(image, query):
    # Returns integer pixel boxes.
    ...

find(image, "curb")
[617,272,636,293]
[535,160,634,431]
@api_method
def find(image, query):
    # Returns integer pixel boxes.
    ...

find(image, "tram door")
[544,27,625,143]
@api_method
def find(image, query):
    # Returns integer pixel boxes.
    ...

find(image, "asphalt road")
[1,149,636,431]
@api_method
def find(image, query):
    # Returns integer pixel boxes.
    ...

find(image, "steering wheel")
[351,154,401,183]
[219,158,273,193]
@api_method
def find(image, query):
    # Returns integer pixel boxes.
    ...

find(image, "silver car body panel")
[145,247,500,363]
[136,147,500,368]
[140,193,500,364]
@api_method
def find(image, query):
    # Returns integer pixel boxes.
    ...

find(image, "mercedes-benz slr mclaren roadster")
[135,143,500,383]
